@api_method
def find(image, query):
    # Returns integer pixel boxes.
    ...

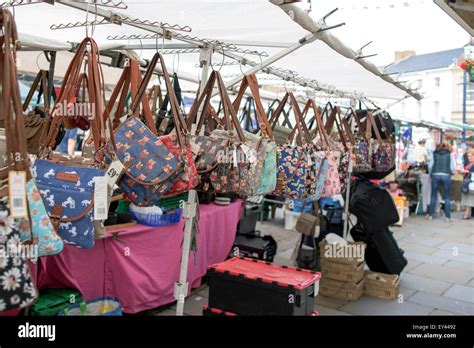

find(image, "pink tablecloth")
[37,200,242,313]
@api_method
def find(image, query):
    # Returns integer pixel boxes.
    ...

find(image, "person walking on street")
[461,148,474,220]
[427,143,455,222]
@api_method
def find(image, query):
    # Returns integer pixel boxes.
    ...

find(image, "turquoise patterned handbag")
[231,74,277,195]
[25,179,63,256]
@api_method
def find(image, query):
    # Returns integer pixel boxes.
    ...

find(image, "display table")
[37,200,243,313]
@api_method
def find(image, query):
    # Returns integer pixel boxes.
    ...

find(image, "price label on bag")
[94,176,108,220]
[8,171,28,218]
[240,144,256,164]
[105,159,125,190]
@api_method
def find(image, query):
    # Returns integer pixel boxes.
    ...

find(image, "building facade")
[384,48,474,125]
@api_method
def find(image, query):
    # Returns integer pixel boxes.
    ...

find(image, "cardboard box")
[321,259,365,283]
[363,271,400,300]
[319,277,363,301]
[319,240,366,265]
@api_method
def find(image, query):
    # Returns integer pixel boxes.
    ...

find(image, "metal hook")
[355,40,378,59]
[238,53,247,76]
[316,8,345,32]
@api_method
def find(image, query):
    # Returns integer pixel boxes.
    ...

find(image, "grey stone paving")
[155,209,473,316]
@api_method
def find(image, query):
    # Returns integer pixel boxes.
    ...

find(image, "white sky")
[309,0,470,66]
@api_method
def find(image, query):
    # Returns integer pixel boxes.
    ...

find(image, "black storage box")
[208,257,320,316]
[231,233,277,262]
[237,204,261,235]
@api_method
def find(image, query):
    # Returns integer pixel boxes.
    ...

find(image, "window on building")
[434,77,440,88]
[434,101,440,119]
[467,82,474,102]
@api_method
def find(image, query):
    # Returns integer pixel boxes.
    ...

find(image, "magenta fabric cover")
[37,201,242,313]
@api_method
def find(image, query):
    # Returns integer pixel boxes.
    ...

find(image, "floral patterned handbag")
[0,201,38,312]
[0,9,38,311]
[105,55,192,205]
[187,71,250,194]
[367,112,395,173]
[347,108,372,173]
[300,99,330,199]
[273,93,317,199]
[316,104,342,197]
[231,74,277,196]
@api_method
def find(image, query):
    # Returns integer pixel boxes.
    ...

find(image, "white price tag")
[8,171,28,218]
[233,147,238,167]
[94,176,108,220]
[240,144,256,164]
[190,142,201,156]
[105,159,125,190]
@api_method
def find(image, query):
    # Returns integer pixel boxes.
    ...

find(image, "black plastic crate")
[230,233,277,262]
[208,257,320,316]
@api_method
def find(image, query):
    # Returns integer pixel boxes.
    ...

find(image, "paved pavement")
[155,209,474,316]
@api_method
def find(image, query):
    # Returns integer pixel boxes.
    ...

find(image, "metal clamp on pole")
[316,8,345,32]
[173,282,189,305]
[355,41,378,60]
[183,201,197,219]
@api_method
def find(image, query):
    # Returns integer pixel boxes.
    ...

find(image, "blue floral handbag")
[106,54,187,206]
[112,116,184,206]
[275,144,307,199]
[33,159,105,249]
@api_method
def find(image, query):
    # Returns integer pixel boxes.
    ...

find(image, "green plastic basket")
[30,289,83,316]
[157,192,189,211]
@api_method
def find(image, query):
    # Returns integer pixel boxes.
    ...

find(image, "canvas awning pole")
[270,0,422,101]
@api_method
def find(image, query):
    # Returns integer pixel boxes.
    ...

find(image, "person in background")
[461,148,474,220]
[427,142,455,222]
[413,139,429,164]
[57,128,78,157]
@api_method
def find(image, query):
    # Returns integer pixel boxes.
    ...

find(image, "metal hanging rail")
[51,15,192,32]
[1,0,127,9]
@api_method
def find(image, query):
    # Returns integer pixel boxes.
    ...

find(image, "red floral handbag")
[187,71,250,194]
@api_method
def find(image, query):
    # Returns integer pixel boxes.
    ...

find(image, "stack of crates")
[205,257,320,316]
[319,240,366,301]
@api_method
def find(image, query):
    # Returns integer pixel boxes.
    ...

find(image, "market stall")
[0,0,421,319]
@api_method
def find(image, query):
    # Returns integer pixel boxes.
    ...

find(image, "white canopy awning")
[7,0,451,100]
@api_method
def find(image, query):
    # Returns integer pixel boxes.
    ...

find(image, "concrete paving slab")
[315,305,351,316]
[403,251,448,265]
[409,263,473,285]
[443,260,474,273]
[398,236,445,248]
[438,242,474,255]
[443,284,474,304]
[408,291,474,315]
[315,295,348,309]
[404,258,424,272]
[431,250,473,264]
[402,243,439,255]
[182,295,208,316]
[430,309,456,315]
[400,273,452,295]
[339,295,433,315]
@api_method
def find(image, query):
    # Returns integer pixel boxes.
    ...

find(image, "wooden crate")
[319,277,364,301]
[319,240,366,265]
[363,271,400,300]
[321,259,365,283]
